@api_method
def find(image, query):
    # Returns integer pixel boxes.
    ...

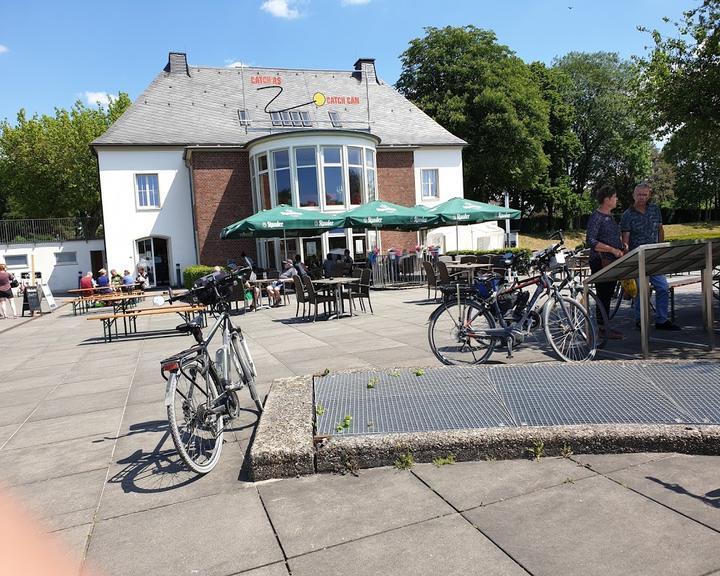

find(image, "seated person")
[307,255,322,279]
[293,254,309,278]
[135,267,149,291]
[266,260,297,307]
[323,253,335,278]
[96,269,112,294]
[79,271,94,296]
[110,269,123,290]
[121,269,135,291]
[244,280,261,310]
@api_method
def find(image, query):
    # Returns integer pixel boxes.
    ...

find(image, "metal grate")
[315,367,514,436]
[637,362,720,425]
[488,363,691,427]
[313,362,720,437]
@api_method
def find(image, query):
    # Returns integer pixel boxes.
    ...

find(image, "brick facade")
[376,150,418,251]
[190,150,257,266]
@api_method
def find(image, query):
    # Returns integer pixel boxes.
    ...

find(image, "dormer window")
[270,112,282,126]
[328,111,342,128]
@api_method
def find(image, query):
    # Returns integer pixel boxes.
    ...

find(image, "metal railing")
[369,253,429,288]
[0,218,103,244]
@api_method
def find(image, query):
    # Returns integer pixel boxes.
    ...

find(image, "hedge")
[182,265,217,290]
[446,247,534,260]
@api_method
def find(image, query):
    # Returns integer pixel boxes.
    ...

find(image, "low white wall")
[0,239,105,293]
[413,148,464,207]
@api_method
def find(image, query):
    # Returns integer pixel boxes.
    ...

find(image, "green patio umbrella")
[340,200,439,251]
[427,197,520,251]
[220,204,345,259]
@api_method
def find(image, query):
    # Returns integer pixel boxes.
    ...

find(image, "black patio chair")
[350,268,373,314]
[302,275,334,322]
[292,275,308,318]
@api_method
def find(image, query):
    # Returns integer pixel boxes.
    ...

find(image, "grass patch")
[433,454,457,467]
[394,450,415,470]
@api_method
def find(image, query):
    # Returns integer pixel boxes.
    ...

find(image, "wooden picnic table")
[86,304,206,343]
[71,290,145,315]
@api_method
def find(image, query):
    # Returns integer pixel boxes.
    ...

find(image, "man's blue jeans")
[634,274,669,324]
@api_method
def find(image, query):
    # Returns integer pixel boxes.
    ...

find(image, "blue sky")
[0,0,690,123]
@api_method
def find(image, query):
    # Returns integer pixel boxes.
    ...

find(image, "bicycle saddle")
[175,316,203,333]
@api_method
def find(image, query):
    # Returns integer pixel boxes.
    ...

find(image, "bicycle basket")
[548,251,566,270]
[190,272,233,305]
[474,273,502,299]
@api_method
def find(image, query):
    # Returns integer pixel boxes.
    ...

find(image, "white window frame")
[54,251,78,265]
[321,146,345,209]
[346,146,364,207]
[421,168,439,199]
[271,149,293,206]
[135,173,161,210]
[365,148,377,203]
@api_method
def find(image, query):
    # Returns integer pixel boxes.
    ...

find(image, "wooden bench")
[72,290,144,315]
[87,305,206,343]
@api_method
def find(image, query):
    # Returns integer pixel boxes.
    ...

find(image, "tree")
[528,62,582,228]
[553,52,652,209]
[396,26,550,203]
[0,93,131,222]
[638,0,720,215]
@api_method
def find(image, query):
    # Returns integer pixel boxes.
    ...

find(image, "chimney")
[353,58,378,84]
[165,52,190,76]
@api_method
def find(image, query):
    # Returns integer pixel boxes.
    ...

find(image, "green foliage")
[0,94,132,220]
[553,52,652,209]
[394,450,415,470]
[183,265,216,289]
[413,368,425,376]
[367,376,378,389]
[315,404,325,417]
[335,415,352,433]
[527,440,545,461]
[432,454,457,467]
[396,26,550,201]
[446,247,533,261]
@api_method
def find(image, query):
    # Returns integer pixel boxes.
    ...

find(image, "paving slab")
[99,438,246,520]
[9,468,107,531]
[48,374,133,399]
[258,466,454,558]
[0,401,38,427]
[289,514,527,576]
[412,457,596,511]
[3,407,124,450]
[52,522,92,576]
[86,490,284,576]
[608,453,720,531]
[0,423,19,446]
[464,474,720,576]
[0,433,114,486]
[238,563,290,576]
[28,387,129,422]
[570,452,677,474]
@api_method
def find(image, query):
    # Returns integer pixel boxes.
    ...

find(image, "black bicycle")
[428,233,597,365]
[160,267,262,474]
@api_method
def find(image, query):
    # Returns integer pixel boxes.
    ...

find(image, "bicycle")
[428,232,598,365]
[159,266,263,474]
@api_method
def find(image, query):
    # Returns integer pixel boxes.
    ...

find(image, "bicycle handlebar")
[167,266,251,305]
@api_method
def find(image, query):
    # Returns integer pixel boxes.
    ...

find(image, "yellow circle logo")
[313,92,326,107]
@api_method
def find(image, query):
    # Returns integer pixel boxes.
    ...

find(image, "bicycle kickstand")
[505,338,514,359]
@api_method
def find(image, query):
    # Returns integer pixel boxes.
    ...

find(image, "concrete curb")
[249,366,720,480]
[249,375,315,481]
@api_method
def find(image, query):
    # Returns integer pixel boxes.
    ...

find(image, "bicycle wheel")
[428,299,496,365]
[543,295,597,362]
[575,288,608,348]
[607,283,625,320]
[166,358,224,474]
[230,333,263,412]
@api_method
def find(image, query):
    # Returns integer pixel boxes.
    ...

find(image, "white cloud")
[0,44,9,54]
[85,91,112,107]
[341,0,371,5]
[260,0,300,19]
[226,60,249,68]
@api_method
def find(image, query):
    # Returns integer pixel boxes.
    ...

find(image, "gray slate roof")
[93,59,466,148]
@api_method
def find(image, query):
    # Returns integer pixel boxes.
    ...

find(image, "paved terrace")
[0,285,719,575]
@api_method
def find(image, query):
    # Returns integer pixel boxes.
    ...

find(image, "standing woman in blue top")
[586,185,626,340]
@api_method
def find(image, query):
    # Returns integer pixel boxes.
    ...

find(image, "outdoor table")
[314,277,360,319]
[447,262,492,283]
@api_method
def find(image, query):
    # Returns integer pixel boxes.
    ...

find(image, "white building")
[93,53,468,286]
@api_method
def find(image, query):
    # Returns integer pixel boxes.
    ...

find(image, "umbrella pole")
[283,230,288,261]
[455,216,459,254]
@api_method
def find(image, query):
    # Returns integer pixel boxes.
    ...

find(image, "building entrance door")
[136,237,171,287]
